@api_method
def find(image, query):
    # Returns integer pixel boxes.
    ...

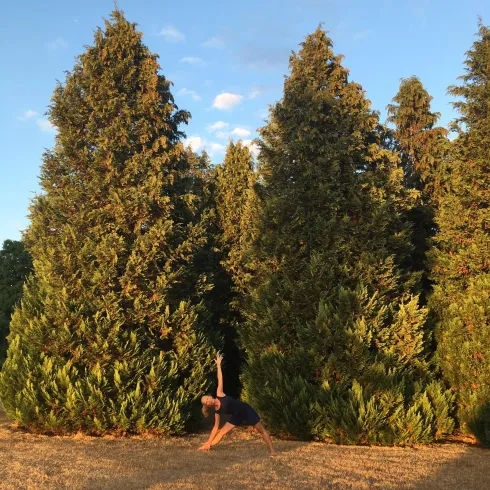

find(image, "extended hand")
[216,352,223,365]
[199,442,211,451]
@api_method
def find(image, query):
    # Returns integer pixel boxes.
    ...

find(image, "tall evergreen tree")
[0,240,32,363]
[215,140,258,300]
[387,77,449,200]
[428,21,490,446]
[240,27,454,445]
[387,77,450,302]
[213,140,259,396]
[0,9,218,434]
[184,147,242,397]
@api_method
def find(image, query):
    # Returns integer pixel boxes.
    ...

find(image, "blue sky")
[1,0,489,245]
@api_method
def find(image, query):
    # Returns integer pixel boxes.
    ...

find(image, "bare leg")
[210,422,235,448]
[254,422,276,455]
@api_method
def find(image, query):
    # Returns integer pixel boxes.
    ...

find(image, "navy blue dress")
[216,395,261,426]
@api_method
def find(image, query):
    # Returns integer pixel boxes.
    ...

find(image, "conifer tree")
[387,77,449,200]
[428,21,490,446]
[184,147,242,397]
[213,140,259,396]
[0,240,32,363]
[0,9,218,434]
[240,27,454,444]
[215,140,258,299]
[387,77,450,302]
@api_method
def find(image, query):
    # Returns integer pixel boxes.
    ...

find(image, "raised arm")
[216,352,225,397]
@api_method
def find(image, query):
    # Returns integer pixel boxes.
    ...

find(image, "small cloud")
[208,121,229,132]
[17,110,39,121]
[177,88,202,101]
[158,26,185,43]
[216,131,228,139]
[180,56,205,65]
[210,142,225,153]
[36,119,57,134]
[184,136,226,156]
[46,37,68,50]
[185,136,204,151]
[353,30,371,40]
[242,139,259,158]
[213,93,243,110]
[203,36,225,49]
[248,86,261,99]
[232,127,251,138]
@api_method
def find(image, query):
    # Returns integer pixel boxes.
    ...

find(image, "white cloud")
[243,139,259,158]
[248,86,261,99]
[36,119,57,134]
[216,131,228,139]
[208,121,229,132]
[177,88,202,101]
[158,26,185,43]
[46,37,68,50]
[17,110,39,121]
[203,36,225,49]
[232,127,251,137]
[212,93,243,110]
[180,56,205,65]
[185,136,204,151]
[210,142,225,152]
[184,136,226,156]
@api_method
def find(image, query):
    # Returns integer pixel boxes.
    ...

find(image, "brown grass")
[0,408,489,490]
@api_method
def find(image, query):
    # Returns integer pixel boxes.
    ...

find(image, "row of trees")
[0,9,488,445]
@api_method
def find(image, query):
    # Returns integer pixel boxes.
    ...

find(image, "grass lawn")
[1,408,489,489]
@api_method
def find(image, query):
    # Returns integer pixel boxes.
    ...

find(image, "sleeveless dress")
[216,394,261,426]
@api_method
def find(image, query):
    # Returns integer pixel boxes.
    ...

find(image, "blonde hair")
[201,395,215,417]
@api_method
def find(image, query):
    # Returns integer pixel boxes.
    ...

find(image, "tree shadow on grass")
[404,437,490,490]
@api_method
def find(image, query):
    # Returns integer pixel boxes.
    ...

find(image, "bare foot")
[269,449,278,457]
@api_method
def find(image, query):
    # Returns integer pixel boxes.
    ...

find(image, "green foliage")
[0,240,33,363]
[215,141,259,298]
[387,77,451,304]
[208,140,261,397]
[428,21,490,438]
[0,9,218,434]
[187,149,242,397]
[387,76,449,200]
[468,401,490,447]
[239,27,454,444]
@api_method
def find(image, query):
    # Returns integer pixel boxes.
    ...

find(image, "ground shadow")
[404,440,490,490]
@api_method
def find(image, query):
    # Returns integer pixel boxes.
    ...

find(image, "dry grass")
[1,408,489,490]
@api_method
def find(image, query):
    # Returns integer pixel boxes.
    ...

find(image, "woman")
[199,353,276,455]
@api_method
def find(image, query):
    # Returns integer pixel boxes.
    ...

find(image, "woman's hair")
[201,395,215,417]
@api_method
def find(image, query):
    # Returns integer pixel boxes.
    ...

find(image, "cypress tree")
[387,77,450,302]
[240,27,454,445]
[428,21,490,446]
[0,240,33,363]
[0,9,218,434]
[215,140,258,299]
[387,76,449,200]
[213,140,259,396]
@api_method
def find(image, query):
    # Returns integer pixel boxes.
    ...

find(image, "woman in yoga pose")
[199,353,276,455]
